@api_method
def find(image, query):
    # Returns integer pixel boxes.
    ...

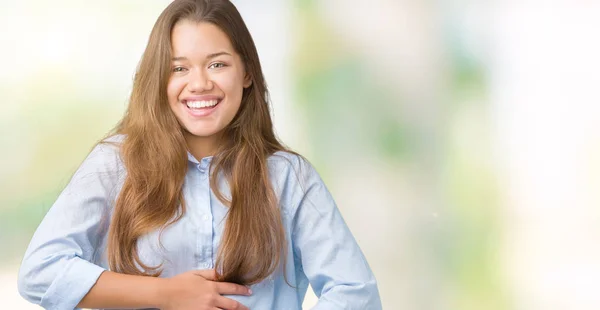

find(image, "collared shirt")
[17,135,382,310]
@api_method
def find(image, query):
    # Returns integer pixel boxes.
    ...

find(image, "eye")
[209,62,227,69]
[172,66,187,73]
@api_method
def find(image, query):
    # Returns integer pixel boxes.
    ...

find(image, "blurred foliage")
[292,3,412,174]
[292,1,506,309]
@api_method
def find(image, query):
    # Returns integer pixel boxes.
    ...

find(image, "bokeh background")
[2,0,600,309]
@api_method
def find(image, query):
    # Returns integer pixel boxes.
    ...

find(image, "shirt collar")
[187,151,213,165]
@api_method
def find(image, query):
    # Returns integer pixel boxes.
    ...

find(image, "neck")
[184,132,222,160]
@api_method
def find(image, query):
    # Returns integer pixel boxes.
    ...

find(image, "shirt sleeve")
[17,141,123,310]
[290,159,383,310]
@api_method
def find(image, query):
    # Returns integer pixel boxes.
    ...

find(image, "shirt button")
[202,214,210,221]
[202,263,210,269]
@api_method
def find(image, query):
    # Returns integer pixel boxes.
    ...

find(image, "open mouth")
[181,98,223,117]
[183,99,222,110]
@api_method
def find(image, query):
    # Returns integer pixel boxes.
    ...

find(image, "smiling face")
[167,20,252,156]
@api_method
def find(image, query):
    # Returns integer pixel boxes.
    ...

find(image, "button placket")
[196,157,213,269]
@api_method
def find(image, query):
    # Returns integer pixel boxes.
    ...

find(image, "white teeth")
[186,100,219,109]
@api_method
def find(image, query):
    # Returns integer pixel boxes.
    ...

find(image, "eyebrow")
[171,52,232,62]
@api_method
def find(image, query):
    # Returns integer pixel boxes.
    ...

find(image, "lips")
[181,97,223,117]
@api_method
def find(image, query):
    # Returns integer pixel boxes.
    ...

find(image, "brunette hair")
[106,0,294,285]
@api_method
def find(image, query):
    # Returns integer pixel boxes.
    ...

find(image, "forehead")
[170,20,235,56]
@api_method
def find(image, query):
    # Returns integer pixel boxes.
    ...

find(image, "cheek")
[215,73,245,100]
[167,78,184,104]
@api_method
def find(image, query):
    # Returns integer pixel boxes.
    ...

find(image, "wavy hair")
[105,0,294,285]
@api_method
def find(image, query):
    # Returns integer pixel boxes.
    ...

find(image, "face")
[168,20,251,149]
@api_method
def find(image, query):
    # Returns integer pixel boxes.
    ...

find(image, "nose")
[187,68,213,93]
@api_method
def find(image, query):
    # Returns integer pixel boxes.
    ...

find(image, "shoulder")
[268,150,304,170]
[101,133,126,145]
[95,134,125,155]
[267,150,318,182]
[267,151,325,209]
[78,134,126,176]
[62,135,126,200]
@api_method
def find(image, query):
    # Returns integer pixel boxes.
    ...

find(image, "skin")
[168,20,252,160]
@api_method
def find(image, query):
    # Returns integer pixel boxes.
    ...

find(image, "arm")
[78,271,164,308]
[78,269,251,309]
[291,160,383,310]
[17,141,123,309]
[17,140,252,310]
[62,264,250,309]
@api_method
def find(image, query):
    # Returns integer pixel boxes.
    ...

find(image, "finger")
[216,282,252,296]
[215,295,249,310]
[194,269,217,280]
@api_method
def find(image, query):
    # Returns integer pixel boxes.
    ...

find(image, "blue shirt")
[17,135,382,310]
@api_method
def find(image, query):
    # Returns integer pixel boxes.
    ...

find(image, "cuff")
[40,256,106,310]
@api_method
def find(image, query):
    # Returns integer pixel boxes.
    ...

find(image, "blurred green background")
[2,1,600,309]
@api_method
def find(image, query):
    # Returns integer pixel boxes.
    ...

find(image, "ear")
[243,73,252,88]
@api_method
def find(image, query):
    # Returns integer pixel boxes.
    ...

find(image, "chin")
[184,127,221,138]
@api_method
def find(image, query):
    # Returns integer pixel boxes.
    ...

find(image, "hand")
[159,269,252,310]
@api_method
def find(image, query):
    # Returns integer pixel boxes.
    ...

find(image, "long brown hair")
[105,0,293,285]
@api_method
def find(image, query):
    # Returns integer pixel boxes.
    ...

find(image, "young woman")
[17,1,381,309]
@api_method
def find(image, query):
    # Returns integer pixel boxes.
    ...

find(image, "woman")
[17,0,381,309]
